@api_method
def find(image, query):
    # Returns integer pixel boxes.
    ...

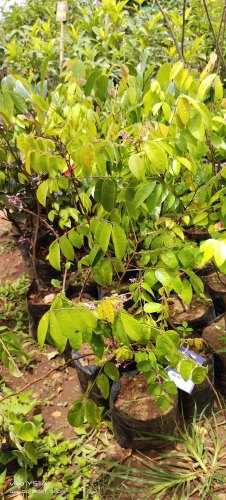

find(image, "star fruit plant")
[0,58,225,426]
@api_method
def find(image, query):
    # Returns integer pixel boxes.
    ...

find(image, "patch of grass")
[0,275,30,331]
[0,224,11,237]
[0,223,16,253]
[102,409,226,499]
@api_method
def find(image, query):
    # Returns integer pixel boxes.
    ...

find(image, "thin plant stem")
[154,0,186,63]
[32,200,40,283]
[202,0,226,73]
[182,0,186,58]
[22,207,59,240]
[0,355,93,404]
[62,263,68,293]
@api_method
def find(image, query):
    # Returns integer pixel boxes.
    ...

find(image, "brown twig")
[202,0,226,73]
[78,269,92,301]
[0,354,93,404]
[154,0,186,63]
[22,207,59,240]
[205,133,217,178]
[182,0,187,58]
[0,129,21,166]
[32,200,40,283]
[56,141,90,223]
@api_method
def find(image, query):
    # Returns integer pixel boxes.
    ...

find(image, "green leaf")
[91,333,104,358]
[69,331,83,352]
[18,422,37,442]
[157,395,172,411]
[8,361,22,378]
[112,223,127,260]
[161,251,178,269]
[193,212,209,226]
[94,179,104,202]
[145,142,168,174]
[36,180,49,207]
[67,401,84,427]
[120,312,146,343]
[48,240,61,271]
[198,73,216,101]
[95,74,108,101]
[178,248,195,268]
[104,362,119,381]
[181,279,193,305]
[133,181,156,208]
[59,235,75,261]
[101,179,117,212]
[214,76,223,102]
[214,240,226,268]
[49,312,67,353]
[188,111,205,141]
[192,366,207,384]
[81,143,95,172]
[32,94,48,111]
[92,259,113,286]
[24,443,38,464]
[163,380,177,395]
[96,373,110,399]
[98,221,112,252]
[147,382,162,396]
[188,272,204,294]
[179,359,194,381]
[37,312,49,349]
[144,302,162,313]
[129,154,146,180]
[155,268,171,286]
[200,239,214,263]
[177,96,190,124]
[72,59,85,80]
[156,62,171,89]
[14,469,28,487]
[170,61,184,80]
[137,360,152,372]
[85,399,103,428]
[68,229,83,249]
[0,469,6,490]
[84,68,100,96]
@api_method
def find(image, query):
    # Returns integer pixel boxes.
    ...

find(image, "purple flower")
[7,195,23,210]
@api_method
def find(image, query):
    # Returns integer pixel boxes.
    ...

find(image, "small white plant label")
[166,347,205,394]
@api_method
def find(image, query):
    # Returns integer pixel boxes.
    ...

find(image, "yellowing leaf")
[214,240,226,268]
[214,76,223,102]
[200,52,217,81]
[98,299,115,323]
[177,96,190,124]
[145,142,168,174]
[198,74,216,101]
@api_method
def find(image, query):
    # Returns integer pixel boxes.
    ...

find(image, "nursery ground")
[0,215,226,499]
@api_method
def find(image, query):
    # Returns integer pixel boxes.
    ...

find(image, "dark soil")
[168,294,212,323]
[28,287,58,304]
[79,338,116,365]
[114,373,176,420]
[202,316,226,360]
[204,272,226,292]
[0,215,25,283]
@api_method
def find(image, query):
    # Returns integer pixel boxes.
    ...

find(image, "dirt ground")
[0,213,82,439]
[1,214,226,499]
